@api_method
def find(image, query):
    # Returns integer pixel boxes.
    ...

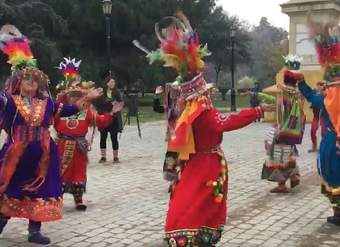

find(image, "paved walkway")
[0,120,339,247]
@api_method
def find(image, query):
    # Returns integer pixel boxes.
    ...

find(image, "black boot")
[327,207,340,226]
[0,215,9,234]
[327,216,340,226]
[28,221,50,245]
[74,194,87,211]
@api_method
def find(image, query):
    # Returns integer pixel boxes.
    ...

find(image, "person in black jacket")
[97,77,123,163]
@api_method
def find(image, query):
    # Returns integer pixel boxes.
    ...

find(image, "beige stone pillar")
[278,0,340,122]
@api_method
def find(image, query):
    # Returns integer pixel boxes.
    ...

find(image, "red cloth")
[165,107,261,233]
[54,106,111,184]
[54,106,111,137]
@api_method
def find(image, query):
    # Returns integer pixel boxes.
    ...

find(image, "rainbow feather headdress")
[134,12,210,85]
[0,25,36,71]
[134,13,214,161]
[56,57,94,98]
[58,57,81,82]
[0,25,50,96]
[308,18,340,83]
[308,17,340,148]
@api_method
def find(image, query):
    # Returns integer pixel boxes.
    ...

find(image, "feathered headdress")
[308,17,340,82]
[58,57,81,82]
[134,11,210,84]
[56,57,95,100]
[134,12,214,163]
[56,79,95,103]
[0,25,50,97]
[0,25,36,70]
[308,17,340,149]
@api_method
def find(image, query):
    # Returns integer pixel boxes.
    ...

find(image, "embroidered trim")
[63,183,86,195]
[265,160,296,170]
[66,119,79,129]
[322,183,340,196]
[205,148,228,203]
[215,112,229,124]
[321,184,340,208]
[166,226,223,247]
[12,126,50,143]
[61,140,76,175]
[12,95,47,126]
[0,195,63,222]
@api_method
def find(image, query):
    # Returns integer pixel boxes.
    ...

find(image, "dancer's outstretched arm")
[210,105,271,133]
[298,80,324,108]
[257,93,276,105]
[54,88,104,117]
[88,102,124,129]
[241,90,276,104]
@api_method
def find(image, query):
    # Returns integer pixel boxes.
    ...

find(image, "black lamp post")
[230,27,236,112]
[102,0,112,73]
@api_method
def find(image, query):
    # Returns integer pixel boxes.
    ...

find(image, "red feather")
[316,44,340,66]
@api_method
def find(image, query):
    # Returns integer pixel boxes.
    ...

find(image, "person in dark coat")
[97,77,123,163]
[250,84,260,107]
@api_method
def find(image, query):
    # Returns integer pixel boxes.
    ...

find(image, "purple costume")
[0,94,78,222]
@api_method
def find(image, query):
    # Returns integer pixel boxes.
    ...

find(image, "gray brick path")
[0,120,339,246]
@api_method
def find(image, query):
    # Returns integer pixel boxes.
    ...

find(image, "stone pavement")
[1,120,340,247]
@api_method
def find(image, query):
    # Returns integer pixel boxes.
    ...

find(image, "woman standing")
[0,25,102,244]
[97,77,123,163]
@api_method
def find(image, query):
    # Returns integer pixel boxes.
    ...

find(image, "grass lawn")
[122,92,251,124]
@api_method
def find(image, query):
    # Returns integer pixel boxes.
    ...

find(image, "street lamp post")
[230,27,236,112]
[102,0,113,73]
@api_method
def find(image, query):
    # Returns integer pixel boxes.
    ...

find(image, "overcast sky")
[217,0,289,30]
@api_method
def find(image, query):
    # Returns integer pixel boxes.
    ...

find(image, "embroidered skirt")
[165,152,227,246]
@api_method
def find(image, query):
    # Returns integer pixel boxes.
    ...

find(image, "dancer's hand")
[240,90,254,96]
[111,102,124,114]
[260,103,276,112]
[87,88,104,100]
[155,86,164,95]
[284,69,304,83]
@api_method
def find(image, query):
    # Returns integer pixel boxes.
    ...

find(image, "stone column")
[281,0,340,69]
[276,0,340,122]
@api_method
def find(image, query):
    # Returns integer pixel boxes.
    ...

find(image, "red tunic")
[54,106,111,193]
[165,107,262,246]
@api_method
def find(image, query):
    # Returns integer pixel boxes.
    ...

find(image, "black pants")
[100,129,119,150]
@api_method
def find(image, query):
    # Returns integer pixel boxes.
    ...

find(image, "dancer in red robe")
[135,13,274,246]
[54,58,123,210]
